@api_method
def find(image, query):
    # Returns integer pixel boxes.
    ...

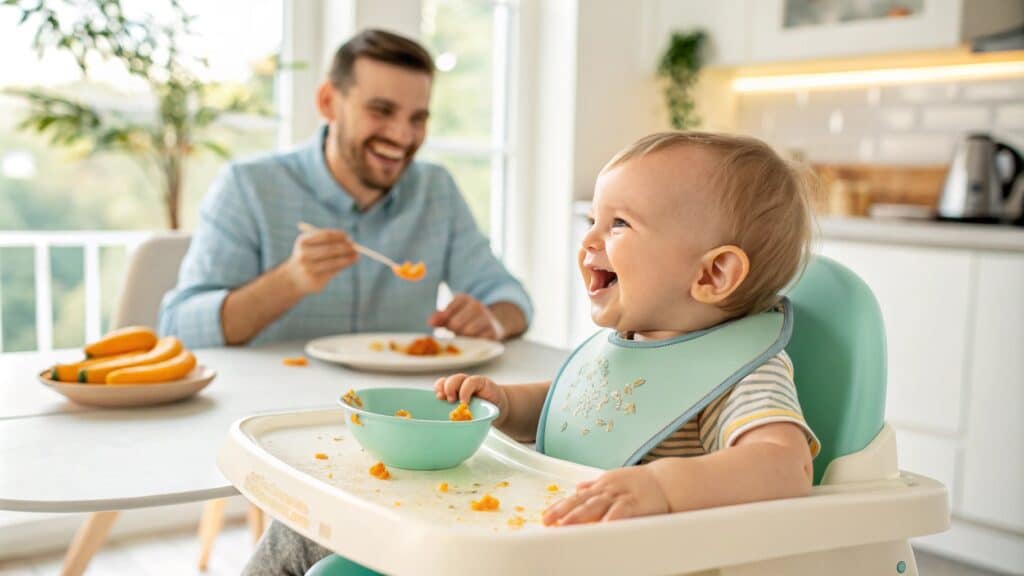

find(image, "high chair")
[234,256,949,576]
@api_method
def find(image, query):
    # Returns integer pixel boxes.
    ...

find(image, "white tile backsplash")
[879,108,916,131]
[921,106,990,131]
[737,76,1024,165]
[995,105,1024,130]
[878,135,955,164]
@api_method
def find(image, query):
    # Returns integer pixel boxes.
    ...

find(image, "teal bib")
[536,300,793,470]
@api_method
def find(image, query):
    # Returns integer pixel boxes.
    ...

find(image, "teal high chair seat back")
[786,255,887,485]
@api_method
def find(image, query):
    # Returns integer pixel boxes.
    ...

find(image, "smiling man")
[159,29,531,348]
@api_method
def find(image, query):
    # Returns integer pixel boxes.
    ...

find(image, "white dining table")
[0,338,567,571]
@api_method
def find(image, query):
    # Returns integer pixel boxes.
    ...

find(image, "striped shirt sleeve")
[698,351,821,458]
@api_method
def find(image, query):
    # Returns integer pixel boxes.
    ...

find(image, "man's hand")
[428,293,506,340]
[286,228,358,294]
[542,466,670,526]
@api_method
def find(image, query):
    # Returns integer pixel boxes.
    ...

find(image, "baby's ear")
[690,245,750,305]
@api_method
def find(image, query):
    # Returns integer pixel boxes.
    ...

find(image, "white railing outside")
[0,230,151,352]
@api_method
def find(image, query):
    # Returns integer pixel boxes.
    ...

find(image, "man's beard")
[339,133,413,191]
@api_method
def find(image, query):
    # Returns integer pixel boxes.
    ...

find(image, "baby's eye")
[612,217,630,228]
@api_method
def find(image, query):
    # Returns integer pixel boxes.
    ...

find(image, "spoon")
[297,221,426,282]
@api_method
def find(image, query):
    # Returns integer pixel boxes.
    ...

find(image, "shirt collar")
[301,125,404,217]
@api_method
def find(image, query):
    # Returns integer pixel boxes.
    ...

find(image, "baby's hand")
[433,373,509,425]
[542,466,670,526]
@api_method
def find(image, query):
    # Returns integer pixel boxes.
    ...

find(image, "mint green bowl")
[339,387,499,470]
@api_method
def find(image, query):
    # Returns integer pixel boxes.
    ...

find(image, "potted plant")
[1,0,277,229]
[657,30,706,130]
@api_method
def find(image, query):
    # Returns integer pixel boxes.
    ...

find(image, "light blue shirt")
[158,128,533,348]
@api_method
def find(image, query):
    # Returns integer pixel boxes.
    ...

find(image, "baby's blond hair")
[604,131,815,316]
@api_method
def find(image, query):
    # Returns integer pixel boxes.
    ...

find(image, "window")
[418,0,516,252]
[0,0,283,351]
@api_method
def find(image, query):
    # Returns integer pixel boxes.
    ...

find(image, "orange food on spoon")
[449,402,473,421]
[395,409,412,418]
[392,260,426,282]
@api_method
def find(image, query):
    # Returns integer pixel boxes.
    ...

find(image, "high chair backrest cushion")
[785,256,886,485]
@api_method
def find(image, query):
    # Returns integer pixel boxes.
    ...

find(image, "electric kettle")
[938,134,1024,224]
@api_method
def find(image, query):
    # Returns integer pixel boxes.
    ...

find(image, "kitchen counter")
[817,217,1024,253]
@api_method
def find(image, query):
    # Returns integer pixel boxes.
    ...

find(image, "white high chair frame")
[219,412,948,576]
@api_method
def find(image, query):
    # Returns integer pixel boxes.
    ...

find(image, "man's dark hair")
[329,29,435,91]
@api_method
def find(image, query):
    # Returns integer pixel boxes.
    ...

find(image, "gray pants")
[242,520,332,576]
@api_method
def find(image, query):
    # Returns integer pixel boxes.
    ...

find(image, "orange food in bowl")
[449,402,473,421]
[342,389,364,408]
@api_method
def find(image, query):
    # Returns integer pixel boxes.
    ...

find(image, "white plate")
[304,333,504,373]
[38,365,216,408]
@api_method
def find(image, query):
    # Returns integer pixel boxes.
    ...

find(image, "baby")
[435,131,821,525]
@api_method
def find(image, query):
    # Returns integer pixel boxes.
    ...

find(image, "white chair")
[64,232,264,576]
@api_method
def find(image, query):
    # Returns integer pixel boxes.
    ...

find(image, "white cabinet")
[818,240,972,434]
[747,0,1022,63]
[650,0,1024,67]
[961,253,1024,532]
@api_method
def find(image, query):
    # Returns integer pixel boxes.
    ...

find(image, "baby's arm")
[434,374,551,442]
[648,421,813,512]
[543,421,812,525]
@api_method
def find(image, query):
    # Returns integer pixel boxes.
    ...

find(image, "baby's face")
[579,148,723,337]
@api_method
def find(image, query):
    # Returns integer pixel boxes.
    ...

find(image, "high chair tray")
[218,409,949,576]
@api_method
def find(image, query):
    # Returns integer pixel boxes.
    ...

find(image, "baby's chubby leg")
[241,520,332,576]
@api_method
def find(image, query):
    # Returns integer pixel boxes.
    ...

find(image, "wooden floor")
[0,523,1011,575]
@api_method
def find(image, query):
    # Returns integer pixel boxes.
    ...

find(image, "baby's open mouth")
[588,267,618,293]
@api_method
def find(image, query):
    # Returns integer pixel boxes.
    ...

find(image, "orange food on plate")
[405,337,441,356]
[496,481,509,488]
[315,453,328,460]
[449,402,473,421]
[282,356,308,367]
[386,337,461,356]
[470,494,500,511]
[369,461,391,480]
[394,409,412,418]
[106,349,196,385]
[369,341,385,352]
[79,336,183,384]
[350,413,363,426]
[50,351,143,382]
[84,326,157,358]
[546,484,559,492]
[437,482,449,493]
[342,389,363,408]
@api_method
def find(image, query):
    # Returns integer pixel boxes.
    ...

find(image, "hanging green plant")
[657,30,707,130]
